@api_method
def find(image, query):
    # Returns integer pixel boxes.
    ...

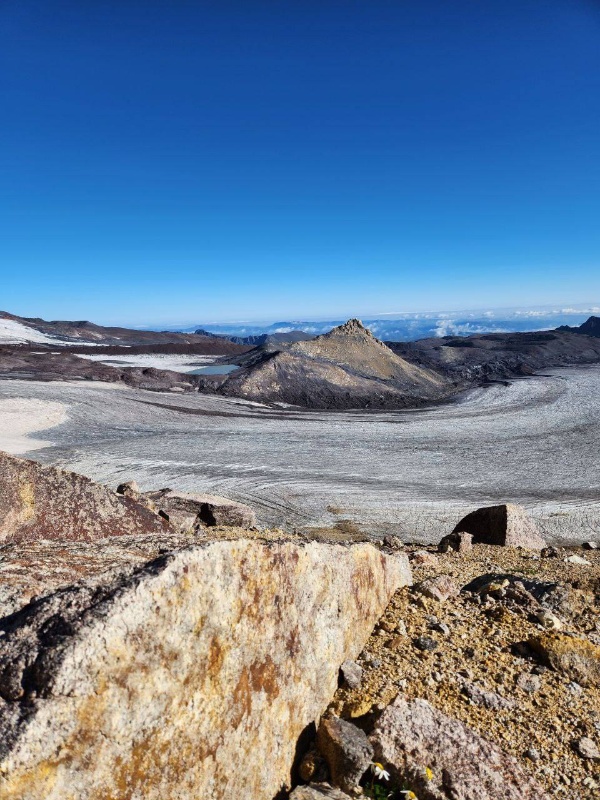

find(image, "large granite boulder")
[0,539,411,800]
[0,452,169,543]
[371,696,550,800]
[451,503,546,549]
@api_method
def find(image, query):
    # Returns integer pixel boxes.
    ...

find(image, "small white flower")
[371,762,390,781]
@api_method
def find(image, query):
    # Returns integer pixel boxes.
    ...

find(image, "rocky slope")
[0,310,247,351]
[0,452,411,800]
[208,320,452,409]
[306,539,600,799]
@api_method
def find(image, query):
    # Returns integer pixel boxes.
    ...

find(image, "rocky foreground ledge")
[0,452,410,800]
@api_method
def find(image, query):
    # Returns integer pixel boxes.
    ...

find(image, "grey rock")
[414,635,438,651]
[340,660,363,690]
[383,535,404,549]
[575,737,600,760]
[452,503,546,549]
[564,554,591,565]
[461,681,516,710]
[290,784,353,800]
[371,696,550,800]
[516,673,542,693]
[316,717,374,794]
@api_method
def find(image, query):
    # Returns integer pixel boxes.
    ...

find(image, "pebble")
[564,555,592,566]
[413,635,438,651]
[535,610,563,630]
[576,737,600,760]
[516,673,542,693]
[525,747,541,762]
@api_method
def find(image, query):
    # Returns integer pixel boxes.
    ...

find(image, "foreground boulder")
[143,488,257,531]
[452,503,546,549]
[0,539,410,800]
[0,452,169,543]
[371,696,550,799]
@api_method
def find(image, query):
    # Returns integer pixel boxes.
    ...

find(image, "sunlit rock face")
[0,539,411,800]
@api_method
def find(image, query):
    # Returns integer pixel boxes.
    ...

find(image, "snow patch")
[0,319,61,345]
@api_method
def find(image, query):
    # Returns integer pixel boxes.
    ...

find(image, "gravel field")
[1,366,599,543]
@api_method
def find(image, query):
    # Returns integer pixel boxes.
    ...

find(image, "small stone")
[525,747,540,762]
[316,717,374,794]
[386,635,407,651]
[414,635,438,651]
[415,574,459,603]
[299,750,329,783]
[340,660,363,690]
[395,620,407,636]
[430,621,450,636]
[575,737,600,760]
[383,535,404,549]
[535,610,563,630]
[410,550,439,566]
[116,479,140,497]
[564,555,591,565]
[290,783,354,800]
[438,531,473,553]
[461,681,515,710]
[379,619,396,633]
[541,546,560,558]
[567,681,583,695]
[516,673,541,693]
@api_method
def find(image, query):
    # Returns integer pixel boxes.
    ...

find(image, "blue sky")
[1,0,599,325]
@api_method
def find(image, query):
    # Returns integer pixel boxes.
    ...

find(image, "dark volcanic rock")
[316,716,374,793]
[0,451,169,544]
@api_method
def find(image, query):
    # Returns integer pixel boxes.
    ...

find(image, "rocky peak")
[328,319,374,339]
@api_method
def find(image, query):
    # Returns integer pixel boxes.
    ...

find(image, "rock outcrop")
[371,696,550,799]
[0,539,411,800]
[0,452,169,543]
[142,488,256,531]
[452,503,546,549]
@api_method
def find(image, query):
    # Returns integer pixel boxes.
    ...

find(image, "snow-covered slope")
[0,318,62,345]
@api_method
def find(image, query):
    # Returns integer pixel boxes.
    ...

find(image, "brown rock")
[0,539,411,800]
[316,717,374,794]
[415,574,459,603]
[371,696,550,800]
[528,632,600,686]
[438,531,473,553]
[410,550,439,566]
[452,503,546,549]
[0,452,169,544]
[145,488,256,531]
[298,750,329,783]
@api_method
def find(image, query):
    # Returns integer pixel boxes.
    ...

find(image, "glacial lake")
[188,365,240,375]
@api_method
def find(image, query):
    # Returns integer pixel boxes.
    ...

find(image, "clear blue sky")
[1,0,599,325]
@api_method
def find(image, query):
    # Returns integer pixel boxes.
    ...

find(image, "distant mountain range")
[184,305,600,343]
